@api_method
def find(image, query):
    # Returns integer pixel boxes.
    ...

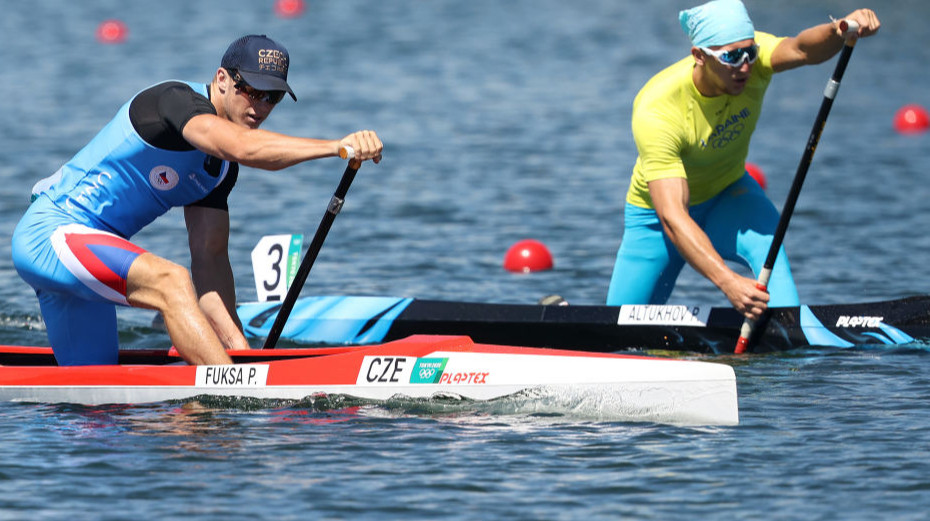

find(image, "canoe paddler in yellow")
[606,0,879,320]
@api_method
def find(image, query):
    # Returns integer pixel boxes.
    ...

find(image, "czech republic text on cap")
[679,0,755,48]
[221,34,297,101]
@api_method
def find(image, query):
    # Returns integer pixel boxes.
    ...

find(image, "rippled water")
[1,1,929,519]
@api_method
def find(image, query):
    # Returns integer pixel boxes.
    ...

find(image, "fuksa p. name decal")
[197,365,269,387]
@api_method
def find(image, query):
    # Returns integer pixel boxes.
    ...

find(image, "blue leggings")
[12,201,147,365]
[607,174,799,306]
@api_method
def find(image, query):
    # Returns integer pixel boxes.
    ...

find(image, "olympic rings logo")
[419,368,437,379]
[707,123,745,149]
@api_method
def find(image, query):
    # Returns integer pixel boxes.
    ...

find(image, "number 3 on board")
[250,234,304,302]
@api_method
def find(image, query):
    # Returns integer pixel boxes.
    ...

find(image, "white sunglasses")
[700,44,759,67]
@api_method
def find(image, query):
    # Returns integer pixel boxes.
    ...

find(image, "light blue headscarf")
[679,0,755,48]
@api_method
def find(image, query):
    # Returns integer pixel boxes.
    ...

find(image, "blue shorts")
[12,200,148,365]
[607,174,800,306]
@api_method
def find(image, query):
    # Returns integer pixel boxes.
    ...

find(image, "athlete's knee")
[127,255,196,309]
[159,263,196,293]
[155,263,196,302]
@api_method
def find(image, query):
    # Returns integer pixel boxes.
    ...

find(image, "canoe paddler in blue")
[12,34,383,366]
[606,1,879,319]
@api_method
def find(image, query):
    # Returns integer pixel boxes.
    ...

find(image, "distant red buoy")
[504,239,554,273]
[96,20,128,44]
[894,104,929,134]
[745,162,767,190]
[274,0,306,18]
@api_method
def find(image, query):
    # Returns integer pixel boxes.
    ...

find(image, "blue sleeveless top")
[32,81,230,238]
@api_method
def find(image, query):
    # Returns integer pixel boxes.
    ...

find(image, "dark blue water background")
[1,1,929,519]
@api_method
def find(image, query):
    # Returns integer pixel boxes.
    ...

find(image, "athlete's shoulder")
[135,81,193,100]
[129,80,216,150]
[754,31,784,50]
[134,81,214,113]
[635,57,694,108]
[753,31,786,74]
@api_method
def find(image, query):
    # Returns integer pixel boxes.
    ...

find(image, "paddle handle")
[838,20,860,38]
[734,28,858,354]
[339,145,355,160]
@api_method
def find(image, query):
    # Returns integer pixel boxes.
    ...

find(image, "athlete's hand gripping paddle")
[734,20,860,354]
[262,146,358,350]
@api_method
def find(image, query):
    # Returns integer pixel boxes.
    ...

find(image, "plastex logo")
[149,166,179,190]
[410,358,448,384]
[835,315,884,328]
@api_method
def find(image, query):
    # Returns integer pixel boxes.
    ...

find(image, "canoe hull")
[0,335,738,425]
[238,295,930,353]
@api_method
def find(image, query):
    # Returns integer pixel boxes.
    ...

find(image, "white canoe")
[0,335,738,425]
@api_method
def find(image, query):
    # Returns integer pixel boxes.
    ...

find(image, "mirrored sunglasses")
[700,44,759,68]
[230,70,286,105]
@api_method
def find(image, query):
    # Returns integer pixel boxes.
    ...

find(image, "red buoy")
[274,0,306,18]
[893,104,929,134]
[504,239,554,273]
[745,162,767,190]
[96,20,128,44]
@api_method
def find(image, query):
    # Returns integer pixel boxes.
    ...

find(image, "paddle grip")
[838,20,859,37]
[339,145,355,160]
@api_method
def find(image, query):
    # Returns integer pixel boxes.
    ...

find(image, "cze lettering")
[257,49,288,73]
[365,357,407,383]
[66,171,113,211]
[438,372,489,385]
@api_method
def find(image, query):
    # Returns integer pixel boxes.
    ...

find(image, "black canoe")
[237,295,930,354]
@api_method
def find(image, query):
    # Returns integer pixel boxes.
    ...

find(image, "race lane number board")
[251,234,304,302]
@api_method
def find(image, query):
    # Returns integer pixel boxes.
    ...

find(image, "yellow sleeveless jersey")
[626,31,784,208]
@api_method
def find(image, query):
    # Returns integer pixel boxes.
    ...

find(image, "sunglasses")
[229,70,286,105]
[700,44,759,68]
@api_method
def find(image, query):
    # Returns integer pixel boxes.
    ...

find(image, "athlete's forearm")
[183,114,340,170]
[660,211,735,290]
[190,255,240,325]
[648,177,734,289]
[190,253,250,351]
[197,289,250,351]
[184,206,248,348]
[773,9,880,72]
[771,23,842,72]
[793,23,845,65]
[224,129,340,171]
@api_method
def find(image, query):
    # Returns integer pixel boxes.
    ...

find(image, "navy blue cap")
[221,34,296,101]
